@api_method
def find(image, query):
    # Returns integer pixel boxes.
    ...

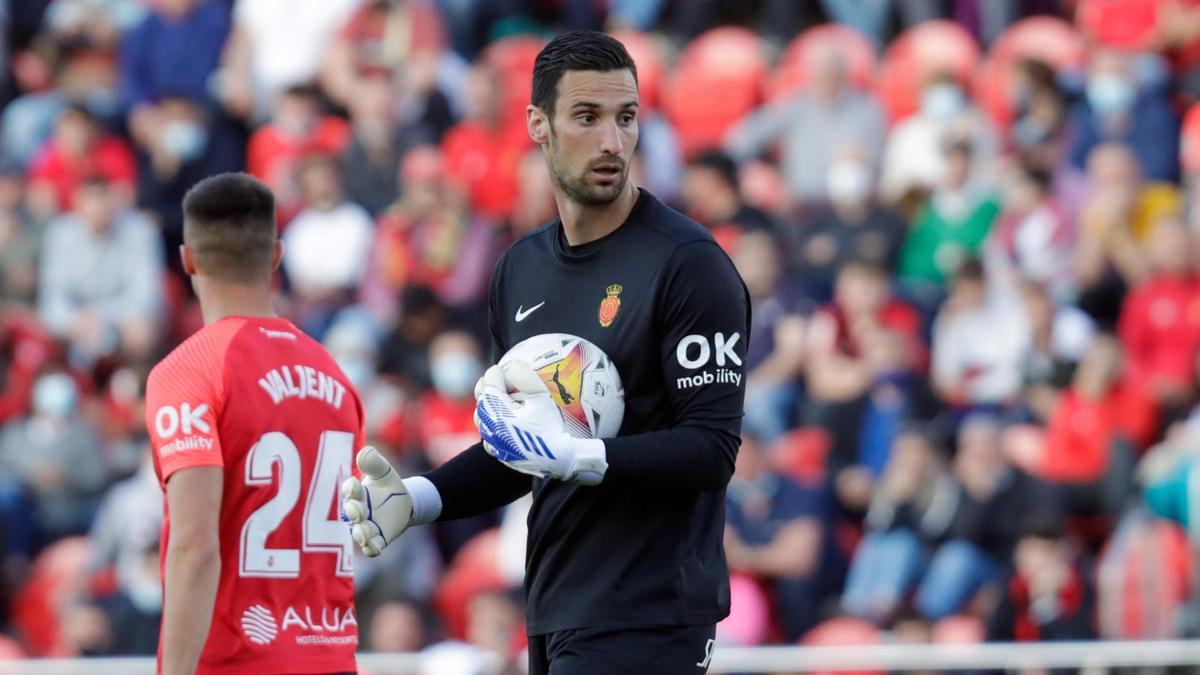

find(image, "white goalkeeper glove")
[340,446,413,557]
[474,362,608,485]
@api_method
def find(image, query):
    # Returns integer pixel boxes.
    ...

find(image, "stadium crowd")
[4,0,1200,670]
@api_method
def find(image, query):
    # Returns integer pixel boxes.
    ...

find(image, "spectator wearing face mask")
[0,371,107,540]
[795,148,905,303]
[27,105,135,218]
[880,72,999,204]
[417,330,497,562]
[1070,50,1180,184]
[725,45,886,205]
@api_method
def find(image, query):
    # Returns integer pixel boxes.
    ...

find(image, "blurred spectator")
[37,177,164,366]
[2,41,123,168]
[1010,59,1088,225]
[987,521,1096,642]
[218,0,359,122]
[734,229,807,443]
[725,45,886,205]
[341,76,431,218]
[880,72,999,204]
[366,598,427,652]
[1069,50,1180,183]
[1118,218,1200,411]
[1073,144,1170,327]
[27,105,135,217]
[793,148,906,303]
[991,164,1074,301]
[1016,281,1096,422]
[930,259,1027,410]
[0,166,38,307]
[363,146,497,323]
[320,0,459,136]
[806,261,924,505]
[915,415,1057,621]
[246,84,352,218]
[897,139,1001,306]
[725,432,838,640]
[681,150,776,250]
[377,285,449,393]
[441,61,530,222]
[1040,335,1155,515]
[0,372,107,540]
[840,429,954,624]
[509,149,557,238]
[281,154,374,338]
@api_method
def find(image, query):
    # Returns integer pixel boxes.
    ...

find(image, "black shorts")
[528,624,717,675]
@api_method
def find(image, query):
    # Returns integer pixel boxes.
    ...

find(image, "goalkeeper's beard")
[549,147,628,207]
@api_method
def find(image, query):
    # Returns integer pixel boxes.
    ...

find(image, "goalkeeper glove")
[340,446,413,557]
[474,362,608,485]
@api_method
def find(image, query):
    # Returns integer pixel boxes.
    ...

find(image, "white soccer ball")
[498,333,625,439]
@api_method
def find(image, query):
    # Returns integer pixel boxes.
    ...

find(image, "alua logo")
[599,284,622,327]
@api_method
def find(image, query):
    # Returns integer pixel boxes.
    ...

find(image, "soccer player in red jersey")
[145,173,361,674]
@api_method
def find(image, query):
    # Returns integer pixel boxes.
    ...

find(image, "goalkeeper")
[343,31,749,675]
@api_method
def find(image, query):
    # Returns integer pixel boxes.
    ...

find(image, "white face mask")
[431,353,482,400]
[827,160,872,204]
[161,119,208,162]
[1086,73,1136,117]
[921,83,965,121]
[32,373,78,419]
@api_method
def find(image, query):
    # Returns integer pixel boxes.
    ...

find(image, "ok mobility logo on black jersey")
[674,332,743,389]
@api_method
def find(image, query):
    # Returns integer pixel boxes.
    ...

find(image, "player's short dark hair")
[531,31,637,119]
[182,173,277,283]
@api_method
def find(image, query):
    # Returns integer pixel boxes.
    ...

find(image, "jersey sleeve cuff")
[403,475,443,525]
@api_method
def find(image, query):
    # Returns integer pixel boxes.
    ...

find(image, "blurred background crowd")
[5,0,1200,671]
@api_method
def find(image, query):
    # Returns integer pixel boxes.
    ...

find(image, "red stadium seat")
[483,35,546,130]
[801,617,883,675]
[975,16,1088,129]
[1076,0,1161,51]
[662,27,767,158]
[875,20,980,123]
[767,24,876,101]
[769,427,832,485]
[610,30,663,112]
[1098,516,1194,639]
[1181,102,1200,173]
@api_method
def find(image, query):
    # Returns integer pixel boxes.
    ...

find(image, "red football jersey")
[145,316,362,674]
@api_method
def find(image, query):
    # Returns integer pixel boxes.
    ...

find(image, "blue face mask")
[161,120,208,162]
[431,353,482,400]
[1087,74,1136,117]
[32,373,78,419]
[921,84,965,121]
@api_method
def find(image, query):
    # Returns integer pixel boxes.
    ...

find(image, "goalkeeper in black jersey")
[341,30,750,674]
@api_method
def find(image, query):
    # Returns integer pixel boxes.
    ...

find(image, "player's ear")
[270,239,283,272]
[527,104,549,146]
[180,244,197,276]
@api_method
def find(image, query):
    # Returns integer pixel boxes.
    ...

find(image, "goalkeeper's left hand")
[474,362,608,485]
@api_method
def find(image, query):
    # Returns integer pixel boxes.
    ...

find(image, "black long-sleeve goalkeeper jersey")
[425,188,750,635]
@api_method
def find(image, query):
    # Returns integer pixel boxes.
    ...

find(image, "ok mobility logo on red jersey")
[153,402,214,455]
[674,332,743,389]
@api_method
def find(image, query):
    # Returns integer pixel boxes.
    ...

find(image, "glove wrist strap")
[567,438,608,484]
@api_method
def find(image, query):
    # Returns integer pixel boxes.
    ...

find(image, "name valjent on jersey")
[257,365,347,409]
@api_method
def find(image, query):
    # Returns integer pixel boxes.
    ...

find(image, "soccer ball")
[498,333,625,439]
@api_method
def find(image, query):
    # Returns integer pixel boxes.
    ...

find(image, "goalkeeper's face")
[540,69,639,207]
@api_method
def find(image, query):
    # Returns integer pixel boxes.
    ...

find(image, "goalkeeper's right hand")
[340,446,413,557]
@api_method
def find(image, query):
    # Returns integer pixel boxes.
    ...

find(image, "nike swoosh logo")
[515,302,545,322]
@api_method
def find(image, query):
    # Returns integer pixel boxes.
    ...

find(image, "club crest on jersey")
[599,284,622,327]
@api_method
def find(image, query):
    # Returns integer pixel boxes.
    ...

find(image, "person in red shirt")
[144,174,362,674]
[1041,334,1157,512]
[1118,218,1200,410]
[27,105,136,214]
[440,62,532,221]
[246,85,351,220]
